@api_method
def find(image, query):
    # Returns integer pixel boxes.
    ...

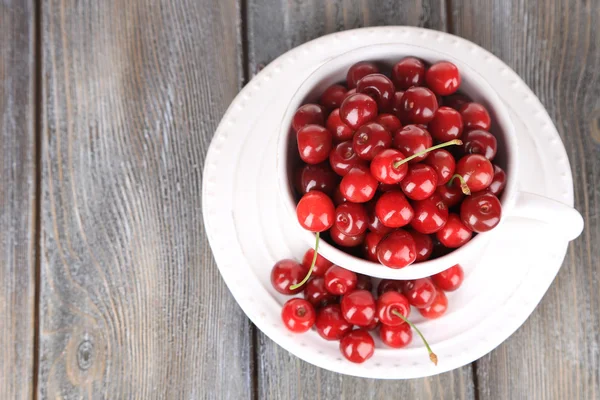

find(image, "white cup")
[278,43,583,280]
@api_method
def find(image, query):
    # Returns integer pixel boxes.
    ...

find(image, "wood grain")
[38,0,253,398]
[0,1,36,399]
[451,0,600,399]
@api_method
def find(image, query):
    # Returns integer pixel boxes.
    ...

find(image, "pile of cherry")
[272,249,464,364]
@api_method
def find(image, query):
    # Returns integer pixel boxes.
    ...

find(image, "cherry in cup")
[397,87,439,124]
[315,304,352,340]
[356,73,395,110]
[352,122,392,160]
[292,104,326,132]
[346,61,379,89]
[297,124,333,164]
[341,289,376,326]
[340,93,378,129]
[329,140,366,176]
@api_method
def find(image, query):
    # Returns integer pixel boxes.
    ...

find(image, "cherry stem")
[393,139,462,169]
[290,232,320,290]
[392,310,438,366]
[448,173,471,195]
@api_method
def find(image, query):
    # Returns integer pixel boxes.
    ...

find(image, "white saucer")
[202,27,574,379]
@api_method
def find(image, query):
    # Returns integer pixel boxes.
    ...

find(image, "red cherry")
[365,201,393,234]
[378,182,398,192]
[455,154,494,192]
[326,108,354,143]
[410,193,449,234]
[432,264,464,292]
[271,259,308,295]
[380,323,412,348]
[363,231,384,262]
[297,124,333,164]
[340,329,375,363]
[377,279,404,296]
[324,265,357,295]
[281,298,316,333]
[315,304,352,340]
[375,113,402,132]
[329,141,366,177]
[346,61,379,89]
[436,213,472,248]
[486,165,507,195]
[423,149,456,186]
[402,278,436,308]
[375,191,414,228]
[390,91,405,116]
[462,129,497,160]
[370,149,408,184]
[352,122,392,160]
[320,84,348,111]
[332,185,348,205]
[409,230,434,261]
[436,183,464,208]
[357,73,395,110]
[376,291,411,326]
[356,274,373,291]
[400,164,438,201]
[296,191,335,232]
[444,93,471,110]
[460,191,502,232]
[418,289,448,319]
[459,102,491,131]
[340,93,378,130]
[397,87,438,124]
[425,61,461,96]
[341,290,376,326]
[376,229,417,269]
[343,88,356,99]
[330,225,366,247]
[392,57,425,90]
[339,166,378,203]
[292,104,326,132]
[304,277,337,308]
[364,316,380,331]
[428,106,463,142]
[393,125,433,163]
[335,202,368,236]
[295,162,339,196]
[301,248,333,277]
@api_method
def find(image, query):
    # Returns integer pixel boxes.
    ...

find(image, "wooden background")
[0,0,598,398]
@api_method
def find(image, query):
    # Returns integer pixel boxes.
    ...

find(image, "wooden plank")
[246,1,475,398]
[38,0,253,398]
[451,1,600,399]
[0,1,37,399]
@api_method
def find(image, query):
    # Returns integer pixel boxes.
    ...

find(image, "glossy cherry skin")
[428,106,463,142]
[326,108,354,142]
[418,289,448,319]
[432,264,464,292]
[271,259,308,295]
[397,87,439,124]
[334,202,368,236]
[302,248,333,277]
[320,84,348,111]
[375,113,402,132]
[297,124,333,164]
[295,162,339,196]
[377,279,404,296]
[459,102,491,131]
[402,277,436,308]
[436,183,464,208]
[352,122,392,160]
[315,304,352,340]
[330,225,365,248]
[436,213,473,248]
[376,291,411,326]
[390,91,405,116]
[400,164,438,201]
[324,265,358,295]
[357,73,395,110]
[296,191,335,232]
[332,185,348,206]
[444,93,471,110]
[424,149,456,185]
[378,182,398,192]
[425,61,461,96]
[392,57,425,90]
[462,129,497,160]
[346,61,379,89]
[370,149,408,184]
[340,329,375,363]
[375,191,414,228]
[344,88,356,99]
[486,165,507,195]
[380,323,412,348]
[410,193,449,234]
[376,229,417,269]
[292,104,326,132]
[363,231,384,262]
[365,201,393,235]
[455,154,494,192]
[281,298,316,333]
[460,191,502,232]
[304,277,337,308]
[409,230,434,261]
[339,166,378,203]
[393,125,433,163]
[329,141,366,176]
[355,274,373,291]
[341,290,376,326]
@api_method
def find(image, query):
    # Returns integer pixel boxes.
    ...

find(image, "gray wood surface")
[0,1,36,399]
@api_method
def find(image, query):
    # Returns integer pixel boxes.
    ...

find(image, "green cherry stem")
[290,232,320,290]
[393,139,462,169]
[448,173,471,195]
[391,309,438,366]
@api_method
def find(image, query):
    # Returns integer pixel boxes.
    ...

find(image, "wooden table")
[1,1,598,398]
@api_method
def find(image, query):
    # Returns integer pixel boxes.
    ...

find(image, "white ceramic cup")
[278,43,583,280]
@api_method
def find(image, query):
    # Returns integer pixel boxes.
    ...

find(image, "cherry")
[352,122,392,160]
[271,259,308,295]
[330,225,366,248]
[410,193,449,234]
[380,323,412,348]
[356,274,373,291]
[428,106,463,142]
[296,191,335,232]
[455,154,494,192]
[339,166,378,203]
[364,316,380,331]
[281,298,316,333]
[320,84,348,111]
[292,104,326,132]
[375,113,402,132]
[376,229,417,269]
[460,191,502,232]
[432,264,464,292]
[301,248,332,277]
[392,57,425,90]
[295,162,339,196]
[370,149,408,184]
[365,201,393,235]
[423,149,456,185]
[347,61,379,89]
[329,141,366,176]
[341,290,376,326]
[332,185,348,205]
[486,165,507,196]
[375,191,414,228]
[334,202,368,236]
[378,182,398,192]
[393,125,433,163]
[304,277,337,308]
[436,183,464,208]
[326,109,354,142]
[357,73,395,110]
[425,61,461,96]
[462,129,497,160]
[444,93,471,110]
[377,279,404,295]
[409,230,434,261]
[376,291,411,326]
[397,87,438,124]
[436,213,472,248]
[400,164,438,201]
[340,93,378,129]
[344,88,356,99]
[390,91,405,116]
[363,231,384,262]
[402,278,436,308]
[459,102,491,131]
[340,329,375,363]
[324,265,357,295]
[315,304,352,340]
[297,124,333,164]
[418,289,448,319]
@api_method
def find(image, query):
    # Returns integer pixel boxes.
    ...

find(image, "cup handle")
[507,191,584,241]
